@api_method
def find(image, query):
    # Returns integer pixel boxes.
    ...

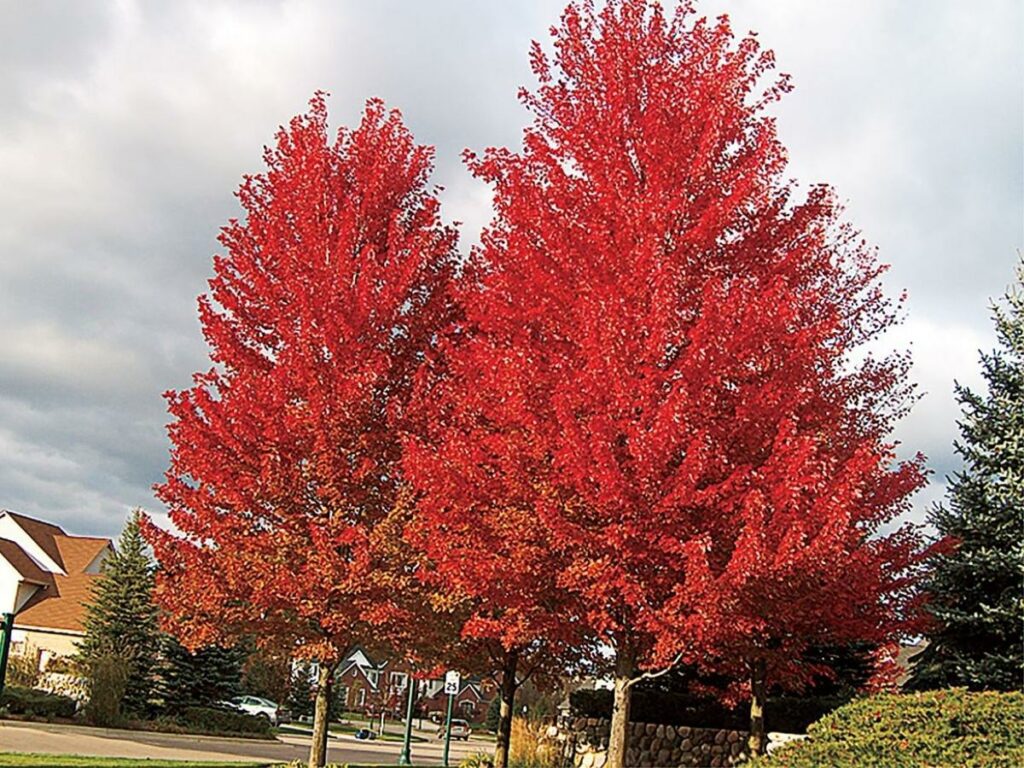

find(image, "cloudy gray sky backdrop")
[1,0,1021,538]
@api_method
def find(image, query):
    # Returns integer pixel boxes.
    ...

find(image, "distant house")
[420,676,492,722]
[0,510,113,670]
[332,647,416,715]
[324,647,495,722]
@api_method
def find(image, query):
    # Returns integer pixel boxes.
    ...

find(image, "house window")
[366,670,379,688]
[460,700,475,716]
[389,672,407,691]
[358,688,367,707]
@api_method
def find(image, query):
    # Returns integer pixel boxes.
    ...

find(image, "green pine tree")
[157,634,245,712]
[484,695,501,732]
[78,510,161,717]
[910,264,1024,691]
[288,661,317,721]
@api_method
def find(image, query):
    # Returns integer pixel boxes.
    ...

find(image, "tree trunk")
[309,662,333,768]
[606,646,635,768]
[493,649,519,768]
[748,658,767,757]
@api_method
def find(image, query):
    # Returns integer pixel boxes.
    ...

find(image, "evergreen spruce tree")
[158,635,245,712]
[287,661,317,721]
[910,264,1024,691]
[484,696,501,732]
[78,510,161,716]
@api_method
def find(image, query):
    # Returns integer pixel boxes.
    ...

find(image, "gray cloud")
[0,0,1020,538]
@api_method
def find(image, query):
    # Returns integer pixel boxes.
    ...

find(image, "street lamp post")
[398,677,416,766]
[0,613,14,699]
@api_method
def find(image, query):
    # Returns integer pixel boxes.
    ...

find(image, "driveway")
[0,720,488,765]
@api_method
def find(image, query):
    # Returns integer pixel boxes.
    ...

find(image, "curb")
[0,718,281,745]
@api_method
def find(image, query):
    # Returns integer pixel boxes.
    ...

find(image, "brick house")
[420,676,494,722]
[0,510,113,670]
[327,647,496,722]
[332,647,417,716]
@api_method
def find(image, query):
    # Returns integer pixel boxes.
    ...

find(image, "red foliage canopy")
[145,95,458,665]
[418,0,929,690]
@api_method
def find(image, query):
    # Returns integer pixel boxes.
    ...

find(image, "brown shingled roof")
[15,536,112,633]
[2,511,67,571]
[0,538,52,584]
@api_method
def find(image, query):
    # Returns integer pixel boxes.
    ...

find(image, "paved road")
[0,719,487,765]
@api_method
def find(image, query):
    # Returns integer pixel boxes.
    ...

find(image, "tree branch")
[624,652,683,690]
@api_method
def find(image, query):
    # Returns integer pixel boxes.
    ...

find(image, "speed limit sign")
[444,670,461,695]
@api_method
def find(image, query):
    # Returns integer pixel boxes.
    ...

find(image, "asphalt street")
[0,719,486,765]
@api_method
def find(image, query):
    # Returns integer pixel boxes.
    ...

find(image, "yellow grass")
[509,717,559,768]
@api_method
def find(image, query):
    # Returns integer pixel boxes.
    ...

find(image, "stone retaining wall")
[565,716,748,768]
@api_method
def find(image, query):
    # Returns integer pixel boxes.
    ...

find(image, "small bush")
[178,705,273,736]
[750,688,1024,768]
[6,653,41,688]
[460,754,495,768]
[0,686,77,719]
[85,652,129,726]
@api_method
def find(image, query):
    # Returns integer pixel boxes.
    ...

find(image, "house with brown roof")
[0,510,113,670]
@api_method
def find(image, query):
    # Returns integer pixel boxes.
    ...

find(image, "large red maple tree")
[446,2,928,765]
[144,94,458,768]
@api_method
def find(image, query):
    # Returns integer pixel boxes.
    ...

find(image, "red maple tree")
[404,304,596,768]
[653,420,931,753]
[144,94,458,768]
[443,2,929,765]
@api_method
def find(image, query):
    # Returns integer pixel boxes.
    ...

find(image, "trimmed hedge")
[569,688,848,733]
[751,688,1024,768]
[178,705,273,736]
[0,686,77,719]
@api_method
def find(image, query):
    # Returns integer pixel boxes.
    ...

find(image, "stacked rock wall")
[565,716,748,768]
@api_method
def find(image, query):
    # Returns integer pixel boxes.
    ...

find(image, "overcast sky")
[1,0,1021,539]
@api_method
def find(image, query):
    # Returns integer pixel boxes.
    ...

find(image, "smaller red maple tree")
[653,415,933,753]
[144,94,458,768]
[404,315,596,768]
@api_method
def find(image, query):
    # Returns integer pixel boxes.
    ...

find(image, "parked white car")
[222,695,287,725]
[437,718,472,740]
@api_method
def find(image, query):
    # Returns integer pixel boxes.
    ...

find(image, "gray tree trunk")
[748,658,767,756]
[606,647,635,768]
[309,662,333,768]
[493,649,519,768]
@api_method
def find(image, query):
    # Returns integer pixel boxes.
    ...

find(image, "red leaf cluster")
[406,0,931,700]
[146,94,458,664]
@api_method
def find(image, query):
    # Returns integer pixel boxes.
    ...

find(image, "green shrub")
[85,652,129,726]
[751,688,1024,768]
[6,653,41,688]
[0,686,77,719]
[179,705,272,736]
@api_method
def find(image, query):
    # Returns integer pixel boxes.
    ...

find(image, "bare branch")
[625,652,683,690]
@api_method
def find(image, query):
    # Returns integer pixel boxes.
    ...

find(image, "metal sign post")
[442,670,460,768]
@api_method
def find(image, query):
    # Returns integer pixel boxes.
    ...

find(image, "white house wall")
[0,558,27,613]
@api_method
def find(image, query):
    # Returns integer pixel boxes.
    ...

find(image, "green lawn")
[0,756,270,768]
